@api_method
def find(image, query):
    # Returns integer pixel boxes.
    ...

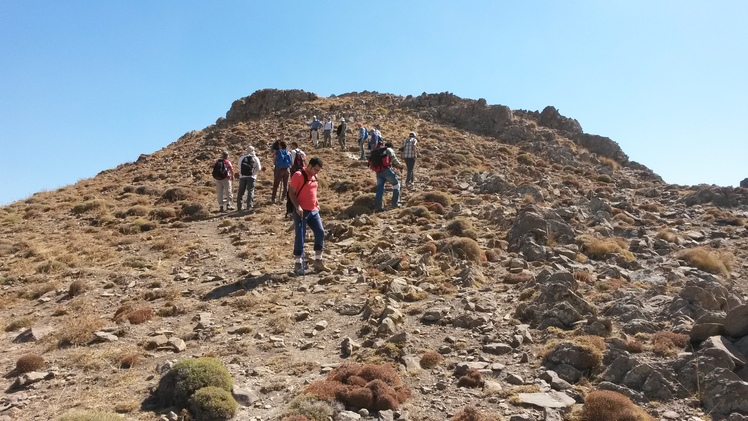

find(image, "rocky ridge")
[0,89,746,420]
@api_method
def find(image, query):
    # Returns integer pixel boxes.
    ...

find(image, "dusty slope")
[0,90,747,420]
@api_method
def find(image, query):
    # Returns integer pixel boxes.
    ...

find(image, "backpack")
[336,124,343,136]
[212,159,228,180]
[290,150,305,174]
[240,156,255,177]
[368,147,390,172]
[286,171,310,216]
[275,149,292,169]
[363,128,369,139]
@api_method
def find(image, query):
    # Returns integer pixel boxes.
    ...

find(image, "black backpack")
[286,171,310,216]
[240,156,255,177]
[368,147,390,172]
[212,159,228,180]
[290,150,306,174]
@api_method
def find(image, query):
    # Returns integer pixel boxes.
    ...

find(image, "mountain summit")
[1,89,747,420]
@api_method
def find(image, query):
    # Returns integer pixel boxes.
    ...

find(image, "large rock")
[741,178,748,188]
[507,205,575,261]
[224,89,318,123]
[725,305,748,338]
[701,368,748,416]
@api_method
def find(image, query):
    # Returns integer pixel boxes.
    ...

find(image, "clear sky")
[1,1,746,206]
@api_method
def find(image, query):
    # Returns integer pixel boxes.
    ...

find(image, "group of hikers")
[209,116,418,275]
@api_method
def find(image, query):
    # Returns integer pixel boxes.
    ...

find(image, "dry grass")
[581,389,654,421]
[457,368,484,388]
[439,237,483,264]
[578,235,635,261]
[677,247,733,276]
[655,228,680,243]
[419,350,443,369]
[446,218,478,240]
[55,313,106,347]
[651,331,688,357]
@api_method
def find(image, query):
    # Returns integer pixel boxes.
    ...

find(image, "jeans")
[358,139,365,159]
[237,177,256,207]
[293,210,325,258]
[272,167,289,202]
[375,168,400,210]
[405,158,416,184]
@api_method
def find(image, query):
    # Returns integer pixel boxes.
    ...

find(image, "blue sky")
[1,1,746,205]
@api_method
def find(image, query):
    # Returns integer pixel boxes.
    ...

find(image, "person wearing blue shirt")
[309,116,323,148]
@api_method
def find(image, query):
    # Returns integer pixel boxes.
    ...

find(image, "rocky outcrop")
[682,185,748,207]
[741,178,748,188]
[224,89,318,123]
[401,92,513,137]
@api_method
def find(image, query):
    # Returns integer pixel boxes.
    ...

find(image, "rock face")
[741,178,748,188]
[223,89,318,123]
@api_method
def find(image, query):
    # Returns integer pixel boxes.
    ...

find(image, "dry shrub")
[573,271,593,284]
[126,306,154,324]
[457,368,483,388]
[446,218,478,239]
[599,157,620,170]
[341,205,372,218]
[596,174,613,183]
[119,353,140,369]
[420,191,453,207]
[125,205,149,216]
[451,406,504,421]
[5,317,33,332]
[398,205,433,221]
[283,393,333,421]
[351,193,377,210]
[149,207,177,220]
[581,390,653,421]
[639,203,662,212]
[625,339,645,353]
[542,338,604,374]
[677,247,733,276]
[161,187,190,202]
[305,362,411,412]
[71,199,108,215]
[179,202,210,221]
[423,201,446,215]
[57,314,106,347]
[16,353,45,373]
[578,235,634,261]
[420,351,443,369]
[268,313,292,334]
[651,331,688,357]
[416,242,437,255]
[69,279,86,297]
[654,228,680,243]
[439,237,482,264]
[612,213,635,225]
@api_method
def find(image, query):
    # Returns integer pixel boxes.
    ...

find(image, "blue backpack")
[276,149,292,169]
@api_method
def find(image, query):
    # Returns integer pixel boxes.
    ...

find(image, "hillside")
[1,89,747,421]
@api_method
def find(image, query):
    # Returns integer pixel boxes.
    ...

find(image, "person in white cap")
[322,116,334,148]
[236,146,262,210]
[336,117,347,151]
[308,116,322,148]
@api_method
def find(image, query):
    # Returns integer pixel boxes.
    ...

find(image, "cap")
[409,132,416,137]
[247,146,255,155]
[341,118,345,122]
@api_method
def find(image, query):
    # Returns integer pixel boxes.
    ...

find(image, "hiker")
[367,125,383,155]
[401,131,418,187]
[211,151,234,212]
[322,116,334,148]
[288,157,330,275]
[236,146,261,210]
[336,118,347,151]
[356,122,368,160]
[289,141,306,176]
[369,141,403,212]
[309,116,322,148]
[271,141,293,203]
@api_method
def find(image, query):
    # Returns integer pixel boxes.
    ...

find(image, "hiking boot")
[236,203,242,211]
[313,259,330,272]
[294,262,305,276]
[219,206,225,212]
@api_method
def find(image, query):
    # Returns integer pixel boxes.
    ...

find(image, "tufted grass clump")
[420,350,443,369]
[578,235,634,261]
[677,247,733,276]
[189,386,238,421]
[408,191,454,208]
[71,199,108,215]
[15,353,45,373]
[69,279,86,297]
[439,237,483,264]
[651,331,689,356]
[446,218,478,240]
[581,390,654,421]
[541,337,605,375]
[283,393,333,421]
[304,362,411,412]
[457,368,484,388]
[155,357,234,410]
[451,405,504,421]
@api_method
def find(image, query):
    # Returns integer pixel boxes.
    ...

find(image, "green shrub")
[155,357,234,409]
[189,386,238,421]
